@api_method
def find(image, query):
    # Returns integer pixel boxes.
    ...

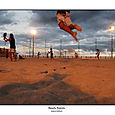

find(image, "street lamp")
[109,26,115,58]
[31,30,36,57]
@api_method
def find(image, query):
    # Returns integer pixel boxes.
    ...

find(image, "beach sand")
[0,57,115,104]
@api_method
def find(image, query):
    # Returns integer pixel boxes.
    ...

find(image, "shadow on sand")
[0,73,98,104]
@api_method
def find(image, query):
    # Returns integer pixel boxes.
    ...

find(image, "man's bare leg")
[72,32,78,42]
[74,24,82,32]
[68,24,82,32]
[59,22,78,42]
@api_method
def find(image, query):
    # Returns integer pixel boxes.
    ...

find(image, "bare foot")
[72,31,79,42]
[74,24,82,32]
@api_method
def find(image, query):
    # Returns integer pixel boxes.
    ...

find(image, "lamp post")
[31,30,36,57]
[45,39,46,55]
[60,39,62,57]
[29,38,31,57]
[78,41,80,56]
[109,26,114,58]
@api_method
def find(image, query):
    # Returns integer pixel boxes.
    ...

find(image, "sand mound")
[0,73,97,104]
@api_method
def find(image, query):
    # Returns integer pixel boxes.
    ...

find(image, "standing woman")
[5,33,17,62]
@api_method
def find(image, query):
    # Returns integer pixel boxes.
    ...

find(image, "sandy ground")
[0,57,115,104]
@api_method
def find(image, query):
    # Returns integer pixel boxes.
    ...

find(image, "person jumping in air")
[57,10,82,42]
[5,33,17,62]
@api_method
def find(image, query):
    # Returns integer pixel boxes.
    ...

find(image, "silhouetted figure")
[19,55,24,59]
[96,49,100,60]
[75,52,78,59]
[37,52,41,59]
[3,33,7,45]
[50,48,53,59]
[5,33,17,62]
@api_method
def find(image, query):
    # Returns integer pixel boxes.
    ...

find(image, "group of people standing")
[3,32,100,61]
[3,32,54,61]
[38,48,53,59]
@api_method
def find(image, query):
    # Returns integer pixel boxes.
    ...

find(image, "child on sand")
[75,52,78,58]
[5,33,17,62]
[37,52,41,59]
[57,10,82,42]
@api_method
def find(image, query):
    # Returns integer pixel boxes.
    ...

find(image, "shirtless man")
[57,10,82,42]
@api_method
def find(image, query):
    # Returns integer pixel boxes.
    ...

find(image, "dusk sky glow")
[0,10,115,56]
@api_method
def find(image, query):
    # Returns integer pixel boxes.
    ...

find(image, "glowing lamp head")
[109,26,115,31]
[31,30,36,35]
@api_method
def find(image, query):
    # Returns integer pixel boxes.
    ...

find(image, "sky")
[0,10,115,56]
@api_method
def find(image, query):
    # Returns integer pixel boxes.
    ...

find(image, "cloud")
[0,10,115,56]
[30,10,57,27]
[70,10,115,35]
[29,10,114,55]
[30,10,114,40]
[71,10,101,23]
[0,11,14,26]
